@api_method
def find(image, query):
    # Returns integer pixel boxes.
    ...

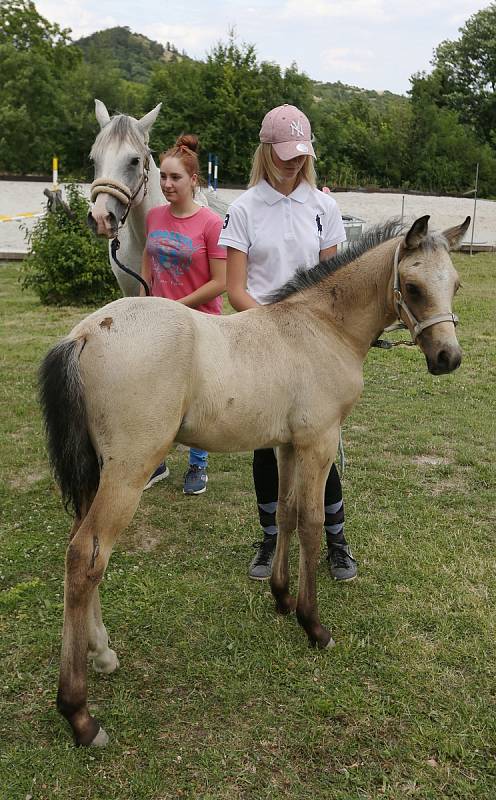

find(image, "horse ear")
[442,216,471,251]
[404,215,430,250]
[137,104,162,136]
[95,99,111,129]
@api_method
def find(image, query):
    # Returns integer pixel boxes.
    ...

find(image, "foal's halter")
[90,154,150,226]
[90,155,151,296]
[385,243,459,343]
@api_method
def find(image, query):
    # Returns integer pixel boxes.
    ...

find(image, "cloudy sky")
[36,0,489,95]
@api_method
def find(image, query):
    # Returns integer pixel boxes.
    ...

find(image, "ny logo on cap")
[290,120,304,137]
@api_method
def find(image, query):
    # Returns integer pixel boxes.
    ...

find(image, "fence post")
[470,163,479,257]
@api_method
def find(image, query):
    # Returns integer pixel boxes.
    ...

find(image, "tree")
[411,3,496,147]
[0,0,79,172]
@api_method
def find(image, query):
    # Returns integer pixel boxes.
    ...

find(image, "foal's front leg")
[271,444,297,614]
[295,443,336,649]
[88,588,119,675]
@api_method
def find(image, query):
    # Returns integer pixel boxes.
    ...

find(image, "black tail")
[39,338,100,517]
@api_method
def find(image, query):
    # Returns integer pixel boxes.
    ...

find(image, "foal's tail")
[39,337,100,517]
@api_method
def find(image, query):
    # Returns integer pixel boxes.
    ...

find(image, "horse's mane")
[90,114,150,161]
[267,219,406,303]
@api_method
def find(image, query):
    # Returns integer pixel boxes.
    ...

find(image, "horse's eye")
[130,157,140,166]
[405,283,422,298]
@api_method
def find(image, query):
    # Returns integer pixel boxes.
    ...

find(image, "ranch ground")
[1,181,495,257]
[0,254,495,799]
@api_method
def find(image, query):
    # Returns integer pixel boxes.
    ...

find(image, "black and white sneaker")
[249,535,277,581]
[326,542,357,582]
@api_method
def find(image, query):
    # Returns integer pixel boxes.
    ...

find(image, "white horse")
[88,99,227,296]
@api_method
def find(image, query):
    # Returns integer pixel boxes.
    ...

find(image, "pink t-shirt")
[145,205,226,315]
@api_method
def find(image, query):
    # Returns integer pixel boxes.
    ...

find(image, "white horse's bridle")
[387,243,459,342]
[90,154,150,226]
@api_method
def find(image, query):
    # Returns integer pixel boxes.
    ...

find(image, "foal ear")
[95,99,111,129]
[442,216,471,251]
[137,104,162,137]
[404,215,430,250]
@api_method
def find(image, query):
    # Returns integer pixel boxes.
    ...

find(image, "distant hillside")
[313,80,407,108]
[75,26,188,83]
[75,26,406,103]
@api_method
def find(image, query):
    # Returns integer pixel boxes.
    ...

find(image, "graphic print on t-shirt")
[148,229,199,286]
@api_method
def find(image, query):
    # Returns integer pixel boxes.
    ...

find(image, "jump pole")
[208,152,213,191]
[52,156,59,191]
[213,155,218,192]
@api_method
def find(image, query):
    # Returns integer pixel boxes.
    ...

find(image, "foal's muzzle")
[426,344,462,375]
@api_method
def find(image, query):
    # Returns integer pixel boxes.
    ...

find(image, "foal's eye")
[130,157,140,167]
[405,283,422,299]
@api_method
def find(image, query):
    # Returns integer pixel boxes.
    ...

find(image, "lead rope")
[110,238,150,296]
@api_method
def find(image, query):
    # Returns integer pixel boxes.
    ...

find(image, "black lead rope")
[110,237,150,296]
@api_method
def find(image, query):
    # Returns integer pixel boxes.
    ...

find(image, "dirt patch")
[124,522,165,552]
[412,455,451,467]
[8,469,47,489]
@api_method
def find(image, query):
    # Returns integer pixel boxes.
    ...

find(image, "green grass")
[0,255,495,799]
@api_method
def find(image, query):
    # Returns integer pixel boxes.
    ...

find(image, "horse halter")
[387,243,459,343]
[90,154,152,296]
[90,154,150,226]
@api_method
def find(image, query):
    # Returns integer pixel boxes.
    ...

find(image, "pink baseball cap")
[259,104,316,160]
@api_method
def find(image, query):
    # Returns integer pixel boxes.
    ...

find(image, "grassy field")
[0,255,495,800]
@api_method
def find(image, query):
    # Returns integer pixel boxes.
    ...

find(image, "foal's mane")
[90,114,150,161]
[268,219,406,303]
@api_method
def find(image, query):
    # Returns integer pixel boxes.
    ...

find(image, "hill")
[75,26,406,104]
[313,80,407,108]
[75,26,188,83]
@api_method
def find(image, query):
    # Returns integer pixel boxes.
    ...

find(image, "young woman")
[219,104,357,582]
[142,134,226,494]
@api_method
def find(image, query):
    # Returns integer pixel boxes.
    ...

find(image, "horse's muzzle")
[426,346,462,375]
[87,209,118,239]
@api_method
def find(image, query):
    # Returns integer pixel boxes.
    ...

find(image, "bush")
[21,183,119,305]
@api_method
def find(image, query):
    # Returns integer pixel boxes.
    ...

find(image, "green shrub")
[21,183,119,306]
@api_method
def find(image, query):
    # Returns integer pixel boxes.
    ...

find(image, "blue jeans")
[189,448,208,467]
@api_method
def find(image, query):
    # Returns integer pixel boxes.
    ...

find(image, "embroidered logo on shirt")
[316,214,323,236]
[290,120,304,137]
[223,213,230,229]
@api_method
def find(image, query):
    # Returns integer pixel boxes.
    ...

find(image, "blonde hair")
[248,143,317,189]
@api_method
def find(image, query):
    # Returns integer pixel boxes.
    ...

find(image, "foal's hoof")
[93,648,119,674]
[89,726,109,747]
[321,635,336,650]
[275,595,296,615]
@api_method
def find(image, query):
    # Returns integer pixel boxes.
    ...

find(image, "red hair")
[160,134,201,179]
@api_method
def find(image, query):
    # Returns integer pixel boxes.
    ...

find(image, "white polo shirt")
[218,179,346,304]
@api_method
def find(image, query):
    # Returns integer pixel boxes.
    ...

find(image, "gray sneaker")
[249,535,277,581]
[183,464,208,495]
[327,542,357,581]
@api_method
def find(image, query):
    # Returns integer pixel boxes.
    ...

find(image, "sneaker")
[144,462,169,490]
[183,464,208,495]
[249,535,277,581]
[327,542,358,582]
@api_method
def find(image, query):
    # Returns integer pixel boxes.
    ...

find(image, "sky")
[36,0,491,95]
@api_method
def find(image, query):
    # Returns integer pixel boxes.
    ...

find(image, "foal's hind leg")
[57,474,142,746]
[295,441,336,649]
[271,444,297,614]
